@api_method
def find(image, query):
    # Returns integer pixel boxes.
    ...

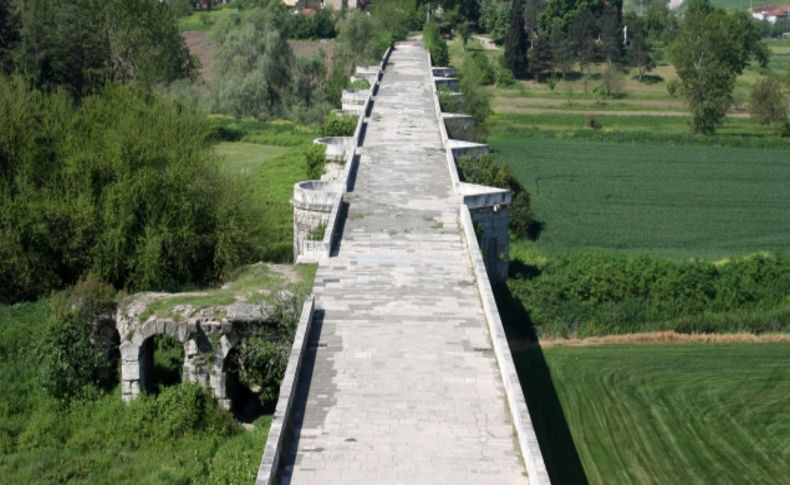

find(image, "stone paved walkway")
[278,39,527,484]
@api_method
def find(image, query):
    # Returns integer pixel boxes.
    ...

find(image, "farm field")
[514,342,790,484]
[491,132,790,259]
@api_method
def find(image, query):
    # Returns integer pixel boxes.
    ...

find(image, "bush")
[284,8,336,39]
[461,50,495,86]
[347,79,371,91]
[305,144,326,179]
[423,21,449,66]
[36,276,117,403]
[321,113,357,136]
[509,252,790,338]
[457,154,535,239]
[496,64,515,87]
[749,77,788,125]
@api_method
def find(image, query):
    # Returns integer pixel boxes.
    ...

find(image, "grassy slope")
[491,134,790,259]
[514,343,790,484]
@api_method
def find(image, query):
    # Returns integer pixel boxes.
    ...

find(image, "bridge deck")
[278,39,527,484]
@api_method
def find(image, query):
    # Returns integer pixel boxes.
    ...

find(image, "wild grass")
[514,343,790,484]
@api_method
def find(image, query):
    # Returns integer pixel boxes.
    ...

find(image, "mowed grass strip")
[514,343,790,484]
[490,134,790,259]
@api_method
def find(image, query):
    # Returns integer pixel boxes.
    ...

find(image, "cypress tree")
[504,0,529,79]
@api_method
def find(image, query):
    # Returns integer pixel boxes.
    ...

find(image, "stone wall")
[469,205,510,283]
[292,180,343,261]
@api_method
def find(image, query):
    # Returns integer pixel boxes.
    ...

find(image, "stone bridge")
[259,38,549,484]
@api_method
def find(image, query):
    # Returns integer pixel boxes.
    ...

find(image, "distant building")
[752,6,790,24]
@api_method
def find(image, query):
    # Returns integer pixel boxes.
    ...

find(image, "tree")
[528,33,554,80]
[0,0,20,72]
[524,0,547,39]
[17,0,193,98]
[625,15,655,80]
[671,0,765,134]
[213,6,294,119]
[479,0,511,44]
[504,0,529,79]
[599,2,623,64]
[749,77,788,125]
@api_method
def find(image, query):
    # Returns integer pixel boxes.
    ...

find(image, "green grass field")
[514,343,790,484]
[490,131,790,259]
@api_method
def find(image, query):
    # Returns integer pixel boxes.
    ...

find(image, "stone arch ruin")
[118,295,285,409]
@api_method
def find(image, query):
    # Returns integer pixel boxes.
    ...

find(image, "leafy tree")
[479,0,511,44]
[570,8,599,83]
[749,77,788,125]
[528,32,554,80]
[671,0,766,134]
[625,15,655,80]
[0,0,20,72]
[504,0,529,79]
[17,0,193,98]
[423,20,449,66]
[524,0,547,39]
[599,2,623,64]
[0,78,263,302]
[213,6,293,119]
[550,27,575,78]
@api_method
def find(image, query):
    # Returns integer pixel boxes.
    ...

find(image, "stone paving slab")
[278,39,527,484]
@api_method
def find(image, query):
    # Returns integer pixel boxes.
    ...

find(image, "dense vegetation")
[0,299,270,483]
[509,253,790,337]
[515,343,790,483]
[0,80,262,303]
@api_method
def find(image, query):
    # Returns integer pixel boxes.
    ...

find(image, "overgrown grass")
[515,343,790,484]
[0,299,271,483]
[492,135,790,259]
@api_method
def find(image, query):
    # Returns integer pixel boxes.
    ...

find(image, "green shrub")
[347,79,371,91]
[496,64,515,87]
[423,21,449,66]
[509,252,790,338]
[321,113,357,136]
[438,87,464,113]
[307,223,327,241]
[36,276,117,403]
[457,154,535,239]
[749,77,788,125]
[461,50,495,86]
[305,144,326,179]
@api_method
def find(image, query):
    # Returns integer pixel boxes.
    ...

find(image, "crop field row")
[514,343,790,484]
[489,130,790,259]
